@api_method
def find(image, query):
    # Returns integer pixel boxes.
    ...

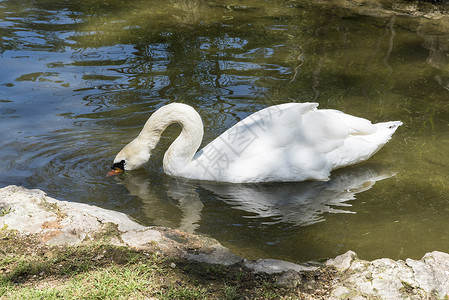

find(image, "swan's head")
[106,159,126,177]
[106,138,151,177]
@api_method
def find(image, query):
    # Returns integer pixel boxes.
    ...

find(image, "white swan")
[107,102,402,183]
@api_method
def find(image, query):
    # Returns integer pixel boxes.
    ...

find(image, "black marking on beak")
[111,160,125,171]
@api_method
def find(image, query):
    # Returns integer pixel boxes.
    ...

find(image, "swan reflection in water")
[116,164,394,233]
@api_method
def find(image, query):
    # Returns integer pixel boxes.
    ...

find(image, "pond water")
[2,0,449,263]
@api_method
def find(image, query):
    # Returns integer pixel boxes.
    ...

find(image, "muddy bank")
[1,185,449,299]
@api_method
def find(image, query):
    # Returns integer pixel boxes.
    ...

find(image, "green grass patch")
[0,230,334,299]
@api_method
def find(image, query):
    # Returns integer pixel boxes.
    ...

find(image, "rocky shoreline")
[1,185,449,299]
[318,0,449,19]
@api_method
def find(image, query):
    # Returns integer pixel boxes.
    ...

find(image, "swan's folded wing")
[189,103,319,181]
[200,102,319,156]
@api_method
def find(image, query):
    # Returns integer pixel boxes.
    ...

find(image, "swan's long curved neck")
[138,103,204,176]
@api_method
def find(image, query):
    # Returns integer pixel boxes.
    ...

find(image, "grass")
[0,230,335,299]
[0,207,10,217]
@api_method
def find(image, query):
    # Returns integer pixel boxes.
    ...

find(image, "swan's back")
[184,103,401,183]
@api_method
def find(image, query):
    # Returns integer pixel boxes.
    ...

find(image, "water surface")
[1,0,449,262]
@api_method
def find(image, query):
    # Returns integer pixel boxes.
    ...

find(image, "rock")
[406,251,449,297]
[325,250,357,272]
[0,185,243,266]
[0,186,56,234]
[0,185,144,246]
[326,250,449,299]
[187,243,242,266]
[121,228,163,248]
[277,270,303,287]
[244,258,318,274]
[331,286,352,298]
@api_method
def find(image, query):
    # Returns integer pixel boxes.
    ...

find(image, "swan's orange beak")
[106,168,124,177]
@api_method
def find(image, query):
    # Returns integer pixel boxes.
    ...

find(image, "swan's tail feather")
[328,120,402,170]
[369,120,402,153]
[373,121,403,142]
[375,120,403,130]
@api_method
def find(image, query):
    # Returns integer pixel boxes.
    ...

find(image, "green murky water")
[1,0,449,262]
